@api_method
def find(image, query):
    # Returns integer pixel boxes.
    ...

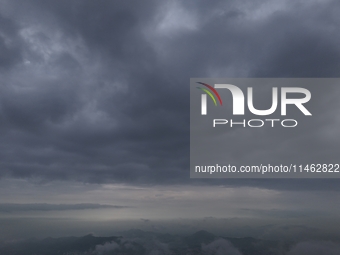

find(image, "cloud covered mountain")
[2,229,337,255]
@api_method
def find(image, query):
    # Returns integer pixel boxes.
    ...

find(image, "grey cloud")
[0,13,22,69]
[0,203,129,212]
[239,208,329,219]
[95,241,120,254]
[287,241,340,255]
[250,3,340,77]
[259,224,323,241]
[0,0,338,192]
[94,237,170,255]
[202,239,242,255]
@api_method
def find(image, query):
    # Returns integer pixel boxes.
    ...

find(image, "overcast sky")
[0,0,340,241]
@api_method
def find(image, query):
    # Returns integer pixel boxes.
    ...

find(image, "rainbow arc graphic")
[196,82,223,115]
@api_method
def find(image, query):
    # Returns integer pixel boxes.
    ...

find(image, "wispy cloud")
[0,203,130,212]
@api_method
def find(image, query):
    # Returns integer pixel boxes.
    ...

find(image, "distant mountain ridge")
[0,229,291,255]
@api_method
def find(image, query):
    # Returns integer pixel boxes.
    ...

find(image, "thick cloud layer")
[0,0,340,241]
[0,0,339,187]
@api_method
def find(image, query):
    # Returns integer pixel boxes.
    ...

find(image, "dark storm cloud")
[0,203,129,212]
[0,0,339,189]
[0,13,23,69]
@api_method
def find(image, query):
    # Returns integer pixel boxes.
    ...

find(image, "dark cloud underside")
[0,0,339,190]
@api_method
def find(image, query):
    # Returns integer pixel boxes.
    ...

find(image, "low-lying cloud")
[0,203,129,212]
[287,241,340,255]
[202,239,242,255]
